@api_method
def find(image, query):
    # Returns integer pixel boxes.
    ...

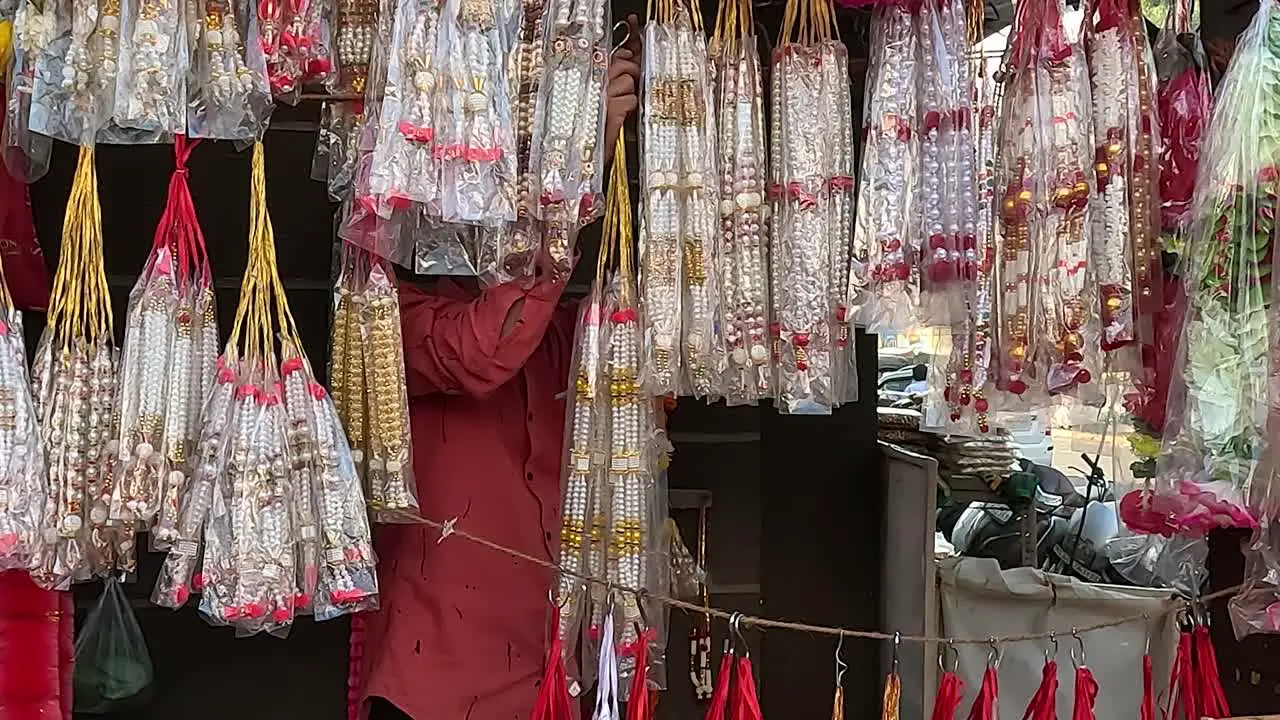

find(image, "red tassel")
[704,651,734,720]
[967,666,999,720]
[626,630,656,720]
[730,656,764,720]
[1140,655,1155,720]
[530,632,573,720]
[1169,631,1197,720]
[1021,661,1059,720]
[1070,666,1097,720]
[1193,625,1230,718]
[931,671,965,720]
[347,614,366,720]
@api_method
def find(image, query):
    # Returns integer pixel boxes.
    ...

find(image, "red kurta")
[361,276,578,720]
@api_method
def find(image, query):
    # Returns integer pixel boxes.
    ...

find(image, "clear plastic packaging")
[3,9,52,181]
[73,577,153,714]
[854,1,920,335]
[526,0,610,271]
[712,25,772,406]
[0,298,46,573]
[326,102,365,200]
[186,0,273,140]
[332,0,377,94]
[311,394,378,618]
[1153,0,1209,257]
[27,0,118,145]
[434,0,519,226]
[110,0,188,138]
[360,262,419,521]
[771,1,850,415]
[990,0,1098,407]
[1155,0,1280,532]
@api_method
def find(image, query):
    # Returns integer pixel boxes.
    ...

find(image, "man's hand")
[603,14,642,166]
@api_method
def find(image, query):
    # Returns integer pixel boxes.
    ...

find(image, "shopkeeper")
[359,18,644,720]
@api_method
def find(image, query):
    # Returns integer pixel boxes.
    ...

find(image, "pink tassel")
[730,656,764,720]
[626,630,656,720]
[529,629,572,720]
[704,651,734,720]
[1169,631,1197,720]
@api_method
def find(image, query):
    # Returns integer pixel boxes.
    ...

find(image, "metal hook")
[549,588,569,609]
[834,633,848,687]
[938,640,958,674]
[1045,631,1058,662]
[1142,612,1151,656]
[892,632,901,675]
[1070,628,1086,668]
[729,612,750,659]
[986,637,1002,668]
[610,20,634,57]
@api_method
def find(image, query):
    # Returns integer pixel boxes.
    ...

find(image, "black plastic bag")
[73,577,153,714]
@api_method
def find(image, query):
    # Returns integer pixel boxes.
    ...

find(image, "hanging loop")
[730,612,750,658]
[986,636,1002,668]
[939,640,958,674]
[834,632,848,687]
[1045,631,1058,662]
[1071,628,1087,668]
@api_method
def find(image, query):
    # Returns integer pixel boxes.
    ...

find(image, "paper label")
[611,456,627,472]
[324,548,344,565]
[0,489,9,506]
[176,540,198,557]
[300,525,317,540]
[574,455,590,472]
[262,564,281,580]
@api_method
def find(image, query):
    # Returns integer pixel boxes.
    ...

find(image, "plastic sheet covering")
[1153,0,1210,257]
[1155,0,1280,533]
[938,558,1177,718]
[3,10,52,182]
[186,0,273,140]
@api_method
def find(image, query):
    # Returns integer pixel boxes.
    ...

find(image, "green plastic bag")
[73,577,153,714]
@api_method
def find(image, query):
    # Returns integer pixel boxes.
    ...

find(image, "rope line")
[391,510,1240,646]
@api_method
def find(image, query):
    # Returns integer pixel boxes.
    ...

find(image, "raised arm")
[400,277,567,398]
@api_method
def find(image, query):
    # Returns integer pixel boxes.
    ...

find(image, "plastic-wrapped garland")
[360,261,419,521]
[638,13,683,396]
[711,0,771,406]
[675,1,722,399]
[916,0,976,328]
[551,200,613,691]
[111,0,187,135]
[26,0,119,144]
[599,133,665,698]
[367,0,446,212]
[262,0,337,98]
[819,26,855,405]
[328,102,365,200]
[112,138,214,550]
[771,0,843,415]
[0,258,47,573]
[854,0,919,335]
[150,138,219,552]
[435,0,519,226]
[500,0,548,285]
[1155,2,1280,533]
[30,147,120,590]
[187,0,273,140]
[1154,0,1209,256]
[527,0,609,274]
[931,52,998,434]
[333,0,377,93]
[328,242,370,488]
[992,0,1096,402]
[1085,0,1159,362]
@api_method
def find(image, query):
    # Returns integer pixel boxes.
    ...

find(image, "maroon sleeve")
[399,278,567,398]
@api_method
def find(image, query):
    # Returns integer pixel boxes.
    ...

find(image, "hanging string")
[703,648,732,720]
[730,653,763,720]
[412,509,1236,645]
[626,628,656,720]
[882,634,901,720]
[1139,645,1155,720]
[596,612,621,720]
[531,603,574,720]
[1167,626,1196,720]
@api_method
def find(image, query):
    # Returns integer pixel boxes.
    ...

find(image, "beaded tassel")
[0,290,45,572]
[362,263,418,519]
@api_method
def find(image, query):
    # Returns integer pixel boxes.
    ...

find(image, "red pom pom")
[1077,369,1092,384]
[793,332,811,348]
[611,307,637,324]
[975,398,990,413]
[273,608,292,623]
[282,357,304,375]
[309,382,328,400]
[192,573,205,591]
[1009,378,1028,395]
[244,602,265,619]
[174,585,190,604]
[959,368,973,384]
[796,361,809,371]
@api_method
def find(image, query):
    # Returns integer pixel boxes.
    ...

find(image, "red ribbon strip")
[1140,654,1154,720]
[529,627,572,720]
[704,651,734,720]
[626,630,656,720]
[966,666,999,720]
[153,135,208,290]
[1070,666,1097,720]
[1021,660,1059,720]
[931,671,965,720]
[346,613,365,720]
[1169,631,1197,720]
[729,655,763,720]
[1193,625,1230,718]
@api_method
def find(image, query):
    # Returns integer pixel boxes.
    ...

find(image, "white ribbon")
[593,612,620,720]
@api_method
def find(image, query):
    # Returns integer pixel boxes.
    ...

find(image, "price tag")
[574,455,590,472]
[611,456,628,472]
[300,525,317,540]
[176,540,198,557]
[262,564,281,580]
[324,548,345,565]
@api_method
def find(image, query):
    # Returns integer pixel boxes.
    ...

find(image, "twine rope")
[393,509,1239,645]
